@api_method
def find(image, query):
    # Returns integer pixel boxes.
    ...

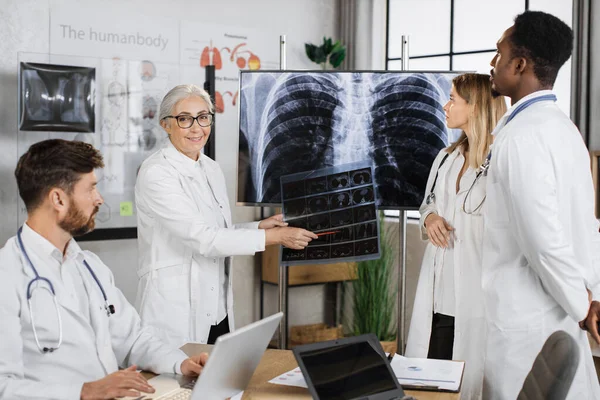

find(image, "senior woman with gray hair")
[135,84,317,347]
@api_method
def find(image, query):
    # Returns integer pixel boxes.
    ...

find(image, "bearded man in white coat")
[482,11,600,399]
[0,139,208,400]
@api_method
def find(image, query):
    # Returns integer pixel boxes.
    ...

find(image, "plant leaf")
[305,43,318,63]
[329,45,346,68]
[323,37,334,55]
[313,46,327,64]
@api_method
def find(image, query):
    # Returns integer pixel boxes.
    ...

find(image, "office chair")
[517,330,580,400]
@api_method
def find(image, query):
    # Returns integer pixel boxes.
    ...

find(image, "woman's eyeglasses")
[164,114,214,128]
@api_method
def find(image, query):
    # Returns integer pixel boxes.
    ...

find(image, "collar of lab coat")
[19,223,87,315]
[491,89,555,136]
[162,138,206,178]
[20,222,83,267]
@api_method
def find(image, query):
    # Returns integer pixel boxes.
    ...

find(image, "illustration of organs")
[239,71,453,208]
[200,44,222,69]
[214,91,224,113]
[247,53,261,70]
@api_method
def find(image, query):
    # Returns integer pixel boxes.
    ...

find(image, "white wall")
[0,0,338,330]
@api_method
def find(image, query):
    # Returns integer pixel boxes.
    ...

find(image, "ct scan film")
[237,70,461,209]
[280,161,380,266]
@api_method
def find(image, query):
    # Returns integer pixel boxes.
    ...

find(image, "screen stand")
[278,34,288,350]
[397,35,410,355]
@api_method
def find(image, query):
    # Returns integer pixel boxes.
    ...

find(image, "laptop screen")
[297,340,399,400]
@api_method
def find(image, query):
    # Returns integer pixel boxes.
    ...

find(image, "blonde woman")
[406,73,507,400]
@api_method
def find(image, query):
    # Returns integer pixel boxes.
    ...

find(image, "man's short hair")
[510,11,573,87]
[15,139,104,212]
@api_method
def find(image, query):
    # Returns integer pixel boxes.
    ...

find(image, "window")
[385,0,573,219]
[386,0,573,113]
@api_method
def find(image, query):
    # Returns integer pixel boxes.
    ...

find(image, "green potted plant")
[345,212,397,352]
[305,37,346,70]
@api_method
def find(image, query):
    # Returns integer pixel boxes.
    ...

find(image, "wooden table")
[179,344,460,400]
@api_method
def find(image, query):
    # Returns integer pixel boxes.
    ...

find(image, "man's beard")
[59,203,99,237]
[491,88,502,98]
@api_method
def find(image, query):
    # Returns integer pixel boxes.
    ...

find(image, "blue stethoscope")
[17,227,115,354]
[460,93,558,214]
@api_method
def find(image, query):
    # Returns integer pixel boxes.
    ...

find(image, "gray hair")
[158,84,214,122]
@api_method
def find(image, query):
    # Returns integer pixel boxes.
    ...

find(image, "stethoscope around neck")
[17,227,115,354]
[424,150,487,215]
[426,93,557,214]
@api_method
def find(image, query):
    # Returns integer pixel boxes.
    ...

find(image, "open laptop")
[129,312,283,400]
[292,333,406,400]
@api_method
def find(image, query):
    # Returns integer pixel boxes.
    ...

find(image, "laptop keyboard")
[159,389,191,400]
[156,379,196,400]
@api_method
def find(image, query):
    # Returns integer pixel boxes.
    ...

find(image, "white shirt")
[431,151,469,316]
[0,223,187,400]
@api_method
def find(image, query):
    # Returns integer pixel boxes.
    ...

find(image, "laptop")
[129,312,283,400]
[292,333,406,400]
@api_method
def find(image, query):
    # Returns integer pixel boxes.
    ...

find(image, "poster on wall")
[19,9,281,239]
[179,22,279,216]
[16,7,184,239]
[179,22,280,115]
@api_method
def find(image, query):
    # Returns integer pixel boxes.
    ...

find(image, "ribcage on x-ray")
[258,74,341,201]
[239,71,454,207]
[369,74,448,207]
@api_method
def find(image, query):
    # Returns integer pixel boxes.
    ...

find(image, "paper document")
[391,355,464,392]
[230,391,244,400]
[268,367,308,388]
[269,356,464,392]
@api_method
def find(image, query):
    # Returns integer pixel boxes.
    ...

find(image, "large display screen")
[237,70,460,209]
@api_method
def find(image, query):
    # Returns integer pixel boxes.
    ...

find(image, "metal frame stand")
[203,65,216,160]
[397,35,410,355]
[278,34,289,349]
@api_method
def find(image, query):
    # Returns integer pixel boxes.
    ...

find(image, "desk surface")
[180,344,460,400]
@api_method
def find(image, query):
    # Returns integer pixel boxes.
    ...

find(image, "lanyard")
[483,94,557,172]
[505,94,557,125]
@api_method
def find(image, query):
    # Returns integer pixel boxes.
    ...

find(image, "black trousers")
[207,315,230,344]
[427,313,455,360]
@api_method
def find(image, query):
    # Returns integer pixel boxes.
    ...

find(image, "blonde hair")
[446,73,507,169]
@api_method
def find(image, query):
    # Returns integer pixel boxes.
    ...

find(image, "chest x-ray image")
[237,70,460,209]
[19,62,95,133]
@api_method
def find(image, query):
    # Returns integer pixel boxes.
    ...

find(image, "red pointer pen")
[316,230,340,237]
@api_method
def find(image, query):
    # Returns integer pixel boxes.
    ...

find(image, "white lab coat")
[0,224,187,400]
[482,90,600,399]
[406,147,487,400]
[135,140,266,347]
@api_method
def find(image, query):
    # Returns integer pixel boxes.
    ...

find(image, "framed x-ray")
[19,62,96,132]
